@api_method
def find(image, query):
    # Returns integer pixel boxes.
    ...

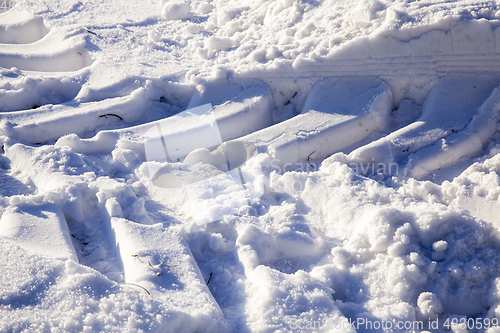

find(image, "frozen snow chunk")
[348,74,500,169]
[0,203,78,261]
[204,36,235,57]
[410,252,426,267]
[351,0,383,22]
[184,161,263,225]
[275,223,324,258]
[408,86,500,178]
[417,292,443,320]
[208,233,228,252]
[111,147,142,172]
[409,30,452,56]
[147,29,162,43]
[387,241,406,257]
[187,78,274,141]
[105,198,124,218]
[162,2,190,20]
[196,2,213,15]
[448,315,469,333]
[432,240,448,252]
[243,76,393,167]
[451,20,494,54]
[237,225,280,264]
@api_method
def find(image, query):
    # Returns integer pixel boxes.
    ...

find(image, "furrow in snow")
[242,76,393,167]
[0,28,92,72]
[348,74,500,171]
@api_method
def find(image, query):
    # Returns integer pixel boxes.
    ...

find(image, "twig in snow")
[206,273,212,286]
[99,113,123,121]
[307,151,316,169]
[84,28,97,35]
[115,283,152,297]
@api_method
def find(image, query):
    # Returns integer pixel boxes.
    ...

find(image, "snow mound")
[162,1,190,21]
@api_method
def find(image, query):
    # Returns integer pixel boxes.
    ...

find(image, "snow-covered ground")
[2,0,500,332]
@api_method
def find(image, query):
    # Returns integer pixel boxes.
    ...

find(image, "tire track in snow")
[0,11,88,112]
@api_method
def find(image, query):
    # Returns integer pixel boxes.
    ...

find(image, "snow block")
[243,77,393,167]
[348,74,500,169]
[108,215,226,330]
[0,203,78,261]
[187,78,274,141]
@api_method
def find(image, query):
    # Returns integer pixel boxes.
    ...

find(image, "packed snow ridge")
[2,1,500,332]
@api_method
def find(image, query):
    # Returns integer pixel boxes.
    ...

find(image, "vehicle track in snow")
[2,12,500,332]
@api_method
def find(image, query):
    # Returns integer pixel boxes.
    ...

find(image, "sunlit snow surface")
[2,0,500,332]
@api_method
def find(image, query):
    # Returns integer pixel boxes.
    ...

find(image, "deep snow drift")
[2,0,500,332]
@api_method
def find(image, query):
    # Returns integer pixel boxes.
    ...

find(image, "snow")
[2,0,500,332]
[162,2,191,21]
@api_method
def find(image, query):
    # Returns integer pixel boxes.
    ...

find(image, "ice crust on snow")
[2,0,500,332]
